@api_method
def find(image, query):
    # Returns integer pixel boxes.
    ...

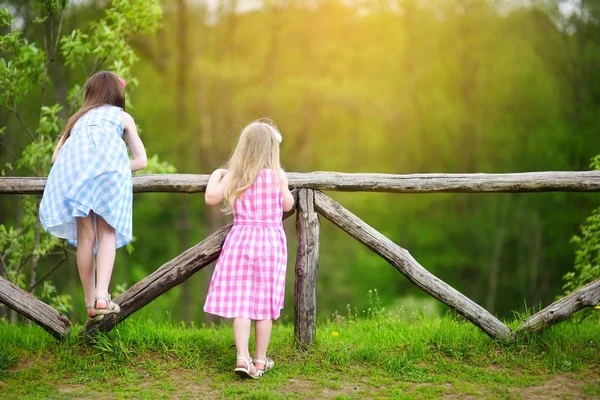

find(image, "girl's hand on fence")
[280,170,295,212]
[205,169,230,205]
[279,170,288,186]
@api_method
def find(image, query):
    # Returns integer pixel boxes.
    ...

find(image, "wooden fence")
[1,172,600,343]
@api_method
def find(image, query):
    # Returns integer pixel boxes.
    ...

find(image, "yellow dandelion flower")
[595,305,600,310]
[331,331,339,337]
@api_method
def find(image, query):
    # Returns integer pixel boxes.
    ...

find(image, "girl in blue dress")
[39,71,147,320]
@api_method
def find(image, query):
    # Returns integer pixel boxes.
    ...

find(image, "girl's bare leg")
[254,319,273,370]
[95,215,116,309]
[76,213,96,317]
[234,318,258,375]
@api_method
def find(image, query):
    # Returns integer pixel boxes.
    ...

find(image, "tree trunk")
[10,308,18,324]
[529,212,542,306]
[179,199,193,322]
[175,0,193,323]
[29,210,41,296]
[485,197,509,312]
[485,225,505,312]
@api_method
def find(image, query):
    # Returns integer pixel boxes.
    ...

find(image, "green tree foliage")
[563,155,600,299]
[0,0,166,316]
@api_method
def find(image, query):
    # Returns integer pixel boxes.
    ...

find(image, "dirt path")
[46,370,599,399]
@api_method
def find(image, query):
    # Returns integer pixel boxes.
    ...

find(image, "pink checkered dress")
[203,169,287,320]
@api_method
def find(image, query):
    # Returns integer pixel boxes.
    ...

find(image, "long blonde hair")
[223,119,285,212]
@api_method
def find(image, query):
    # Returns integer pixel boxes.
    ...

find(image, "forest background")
[1,0,599,325]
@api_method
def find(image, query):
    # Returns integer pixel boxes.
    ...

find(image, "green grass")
[0,308,599,399]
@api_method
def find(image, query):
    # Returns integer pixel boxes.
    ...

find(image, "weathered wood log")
[84,209,296,336]
[0,276,71,340]
[294,189,320,348]
[313,190,514,341]
[516,278,600,335]
[288,171,600,193]
[0,175,208,195]
[3,171,600,195]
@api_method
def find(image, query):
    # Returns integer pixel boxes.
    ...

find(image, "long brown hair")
[62,71,125,139]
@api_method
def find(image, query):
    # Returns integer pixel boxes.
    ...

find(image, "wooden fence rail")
[3,171,600,194]
[1,172,599,344]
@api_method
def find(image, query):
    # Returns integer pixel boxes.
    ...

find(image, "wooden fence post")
[0,276,71,340]
[294,188,320,348]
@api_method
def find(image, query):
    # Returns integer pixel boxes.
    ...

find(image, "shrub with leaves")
[562,156,600,311]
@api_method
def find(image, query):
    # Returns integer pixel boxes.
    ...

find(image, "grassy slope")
[0,309,599,400]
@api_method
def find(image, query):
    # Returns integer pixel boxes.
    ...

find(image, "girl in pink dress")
[204,119,294,379]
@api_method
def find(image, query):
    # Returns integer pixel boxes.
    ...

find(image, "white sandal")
[253,358,274,374]
[85,304,104,321]
[93,294,121,316]
[234,356,262,379]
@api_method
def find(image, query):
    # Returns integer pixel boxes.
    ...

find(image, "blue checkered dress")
[39,105,133,249]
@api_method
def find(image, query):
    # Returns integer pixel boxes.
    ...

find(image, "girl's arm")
[50,135,67,164]
[280,170,295,212]
[122,112,147,172]
[205,169,230,205]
